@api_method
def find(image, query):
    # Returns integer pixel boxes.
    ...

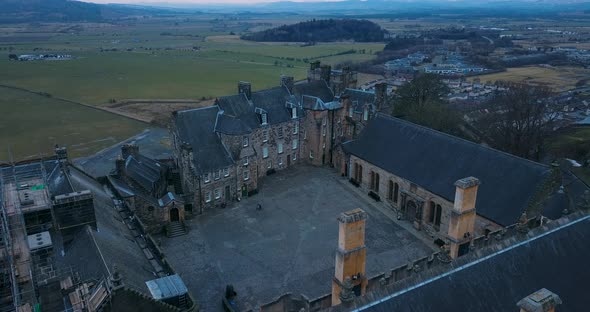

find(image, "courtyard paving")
[160,165,433,311]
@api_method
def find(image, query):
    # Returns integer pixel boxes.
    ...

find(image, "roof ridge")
[374,112,551,170]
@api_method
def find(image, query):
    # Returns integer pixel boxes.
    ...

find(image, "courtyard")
[160,165,434,311]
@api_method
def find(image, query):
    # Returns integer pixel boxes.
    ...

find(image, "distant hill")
[241,19,387,43]
[0,0,172,23]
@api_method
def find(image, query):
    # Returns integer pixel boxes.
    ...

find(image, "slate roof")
[293,80,334,103]
[61,168,157,293]
[174,106,234,174]
[124,155,162,193]
[343,88,375,113]
[343,113,552,226]
[348,214,590,312]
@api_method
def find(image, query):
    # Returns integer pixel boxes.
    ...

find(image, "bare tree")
[479,82,558,160]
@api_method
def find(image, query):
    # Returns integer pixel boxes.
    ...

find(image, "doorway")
[287,155,291,166]
[225,186,231,200]
[170,207,180,222]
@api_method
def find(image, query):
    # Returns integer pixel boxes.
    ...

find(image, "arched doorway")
[170,207,179,222]
[405,200,417,222]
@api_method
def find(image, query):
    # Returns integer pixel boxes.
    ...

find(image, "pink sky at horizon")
[84,0,339,4]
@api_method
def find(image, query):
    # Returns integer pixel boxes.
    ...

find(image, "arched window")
[435,204,442,227]
[388,180,394,200]
[429,201,436,223]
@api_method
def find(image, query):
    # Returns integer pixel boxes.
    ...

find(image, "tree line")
[241,19,387,42]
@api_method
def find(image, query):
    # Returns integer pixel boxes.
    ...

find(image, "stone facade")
[344,154,499,247]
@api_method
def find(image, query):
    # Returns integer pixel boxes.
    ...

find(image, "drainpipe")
[329,110,335,166]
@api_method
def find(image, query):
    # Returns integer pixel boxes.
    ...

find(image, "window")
[291,107,297,119]
[278,127,284,139]
[363,108,369,121]
[292,153,297,161]
[262,146,269,158]
[303,129,306,139]
[388,180,394,201]
[429,202,436,223]
[322,142,326,149]
[278,143,283,154]
[322,127,326,137]
[309,150,314,159]
[205,191,212,203]
[348,106,353,117]
[278,157,283,166]
[267,160,272,169]
[223,168,229,177]
[393,183,399,203]
[293,123,298,134]
[204,173,210,183]
[292,139,298,150]
[322,117,327,126]
[243,156,248,166]
[214,188,221,199]
[263,129,269,142]
[261,113,268,125]
[339,127,343,137]
[243,170,249,180]
[243,136,249,147]
[435,204,442,227]
[370,171,380,192]
[214,170,220,180]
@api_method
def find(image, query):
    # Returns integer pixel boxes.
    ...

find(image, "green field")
[0,86,146,161]
[0,17,384,161]
[0,20,384,105]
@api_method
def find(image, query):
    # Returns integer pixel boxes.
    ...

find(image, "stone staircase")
[166,222,187,238]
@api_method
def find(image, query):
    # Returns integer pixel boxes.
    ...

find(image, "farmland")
[0,86,147,161]
[0,16,384,160]
[469,65,590,91]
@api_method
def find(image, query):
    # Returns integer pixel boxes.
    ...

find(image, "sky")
[85,0,333,4]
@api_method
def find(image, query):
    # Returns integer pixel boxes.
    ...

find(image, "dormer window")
[363,107,369,121]
[261,113,268,125]
[204,173,210,183]
[243,136,249,147]
[291,107,297,119]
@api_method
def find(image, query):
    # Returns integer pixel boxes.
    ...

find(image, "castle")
[170,62,579,259]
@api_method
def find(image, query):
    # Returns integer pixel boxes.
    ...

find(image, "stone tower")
[448,177,480,259]
[332,208,367,306]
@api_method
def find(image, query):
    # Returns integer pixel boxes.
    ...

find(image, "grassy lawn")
[469,66,590,91]
[0,86,147,161]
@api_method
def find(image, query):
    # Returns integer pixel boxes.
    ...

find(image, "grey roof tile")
[343,113,552,226]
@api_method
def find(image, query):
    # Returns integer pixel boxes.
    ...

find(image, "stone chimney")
[374,83,388,112]
[447,177,480,259]
[310,61,321,71]
[54,144,68,162]
[320,65,332,82]
[517,288,562,312]
[332,208,367,306]
[121,143,139,159]
[115,155,126,175]
[238,81,252,100]
[281,75,294,94]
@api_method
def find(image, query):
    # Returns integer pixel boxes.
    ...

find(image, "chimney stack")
[280,75,294,94]
[517,288,562,312]
[320,65,332,82]
[238,81,252,100]
[332,208,367,306]
[447,177,480,259]
[115,155,125,175]
[374,83,388,112]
